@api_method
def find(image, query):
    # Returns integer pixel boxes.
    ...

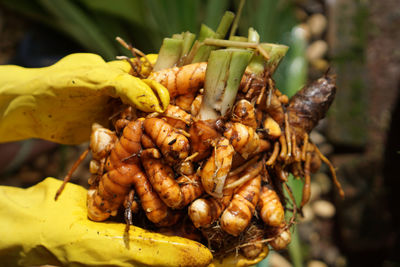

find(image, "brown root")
[55,148,89,200]
[313,144,345,198]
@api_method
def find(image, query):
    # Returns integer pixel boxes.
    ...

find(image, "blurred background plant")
[1,0,399,266]
[0,0,309,94]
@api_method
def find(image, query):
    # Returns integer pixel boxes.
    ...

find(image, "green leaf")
[175,0,200,33]
[198,24,216,42]
[278,26,308,97]
[288,225,303,267]
[38,0,117,60]
[78,0,145,25]
[204,0,230,30]
[284,174,304,267]
[192,12,235,63]
[0,0,59,30]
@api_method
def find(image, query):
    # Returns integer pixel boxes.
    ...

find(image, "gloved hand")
[0,53,169,144]
[0,54,269,266]
[0,178,213,267]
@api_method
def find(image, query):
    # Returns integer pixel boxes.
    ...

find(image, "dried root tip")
[123,189,139,215]
[265,87,285,126]
[310,151,322,173]
[110,105,137,133]
[301,151,312,208]
[279,135,287,160]
[284,113,292,161]
[55,148,89,200]
[258,186,285,227]
[266,142,280,166]
[313,144,345,198]
[274,163,288,182]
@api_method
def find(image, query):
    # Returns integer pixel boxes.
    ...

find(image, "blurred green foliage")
[0,0,307,95]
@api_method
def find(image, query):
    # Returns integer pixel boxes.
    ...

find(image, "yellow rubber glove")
[0,178,213,267]
[0,53,268,267]
[209,248,269,267]
[0,53,169,144]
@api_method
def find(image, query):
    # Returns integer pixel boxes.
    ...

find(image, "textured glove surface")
[0,178,212,267]
[0,53,169,144]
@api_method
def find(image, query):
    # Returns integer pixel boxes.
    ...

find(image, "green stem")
[198,24,216,42]
[288,226,303,267]
[198,49,253,120]
[259,43,289,74]
[198,50,231,120]
[229,0,246,38]
[181,31,196,57]
[247,54,266,76]
[285,174,304,267]
[248,27,260,43]
[153,38,183,71]
[216,11,235,38]
[229,36,248,42]
[192,11,235,63]
[192,25,217,63]
[220,49,253,115]
[204,38,258,49]
[204,38,289,74]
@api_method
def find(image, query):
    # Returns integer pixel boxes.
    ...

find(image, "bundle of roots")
[57,60,344,260]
